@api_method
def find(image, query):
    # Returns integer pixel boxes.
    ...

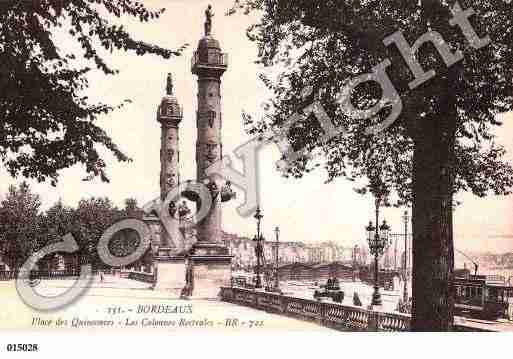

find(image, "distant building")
[220,232,355,269]
[276,262,355,282]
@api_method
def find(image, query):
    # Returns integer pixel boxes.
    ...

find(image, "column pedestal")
[188,243,232,299]
[153,254,186,296]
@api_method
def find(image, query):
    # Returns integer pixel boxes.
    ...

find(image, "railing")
[127,271,155,284]
[220,286,409,332]
[34,270,81,279]
[191,51,228,70]
[0,269,117,280]
[0,270,81,281]
[0,271,17,281]
[486,275,505,283]
[219,287,493,332]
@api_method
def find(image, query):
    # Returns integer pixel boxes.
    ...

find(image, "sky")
[1,0,513,254]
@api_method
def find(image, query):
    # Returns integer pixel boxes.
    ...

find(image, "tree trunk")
[411,78,457,331]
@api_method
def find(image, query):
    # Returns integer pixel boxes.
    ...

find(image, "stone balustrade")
[219,286,492,332]
[219,286,410,331]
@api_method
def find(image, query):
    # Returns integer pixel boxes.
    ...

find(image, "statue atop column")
[204,5,214,36]
[166,73,173,95]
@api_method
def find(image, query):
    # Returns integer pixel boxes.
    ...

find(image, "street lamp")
[366,218,391,307]
[274,226,280,291]
[402,210,410,303]
[253,207,264,289]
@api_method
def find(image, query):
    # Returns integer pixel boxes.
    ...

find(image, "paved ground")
[3,275,512,332]
[0,276,332,332]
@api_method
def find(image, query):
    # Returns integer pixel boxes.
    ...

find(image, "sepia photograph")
[1,1,513,356]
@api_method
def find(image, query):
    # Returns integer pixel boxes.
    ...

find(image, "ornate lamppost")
[253,207,264,289]
[366,212,391,307]
[402,210,410,303]
[274,226,280,292]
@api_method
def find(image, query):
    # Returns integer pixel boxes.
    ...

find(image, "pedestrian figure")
[180,255,194,298]
[333,277,340,289]
[353,292,362,306]
[326,277,333,288]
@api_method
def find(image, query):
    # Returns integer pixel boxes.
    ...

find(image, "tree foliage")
[230,0,513,330]
[232,0,513,203]
[0,182,43,268]
[74,196,124,267]
[0,183,142,271]
[0,0,186,184]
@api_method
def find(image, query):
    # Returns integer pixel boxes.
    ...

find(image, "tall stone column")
[153,73,186,293]
[157,73,182,254]
[192,7,228,250]
[195,61,224,245]
[188,5,233,298]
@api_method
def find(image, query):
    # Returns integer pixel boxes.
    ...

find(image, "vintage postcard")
[1,0,513,356]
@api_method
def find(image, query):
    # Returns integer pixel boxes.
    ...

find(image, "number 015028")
[6,344,39,352]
